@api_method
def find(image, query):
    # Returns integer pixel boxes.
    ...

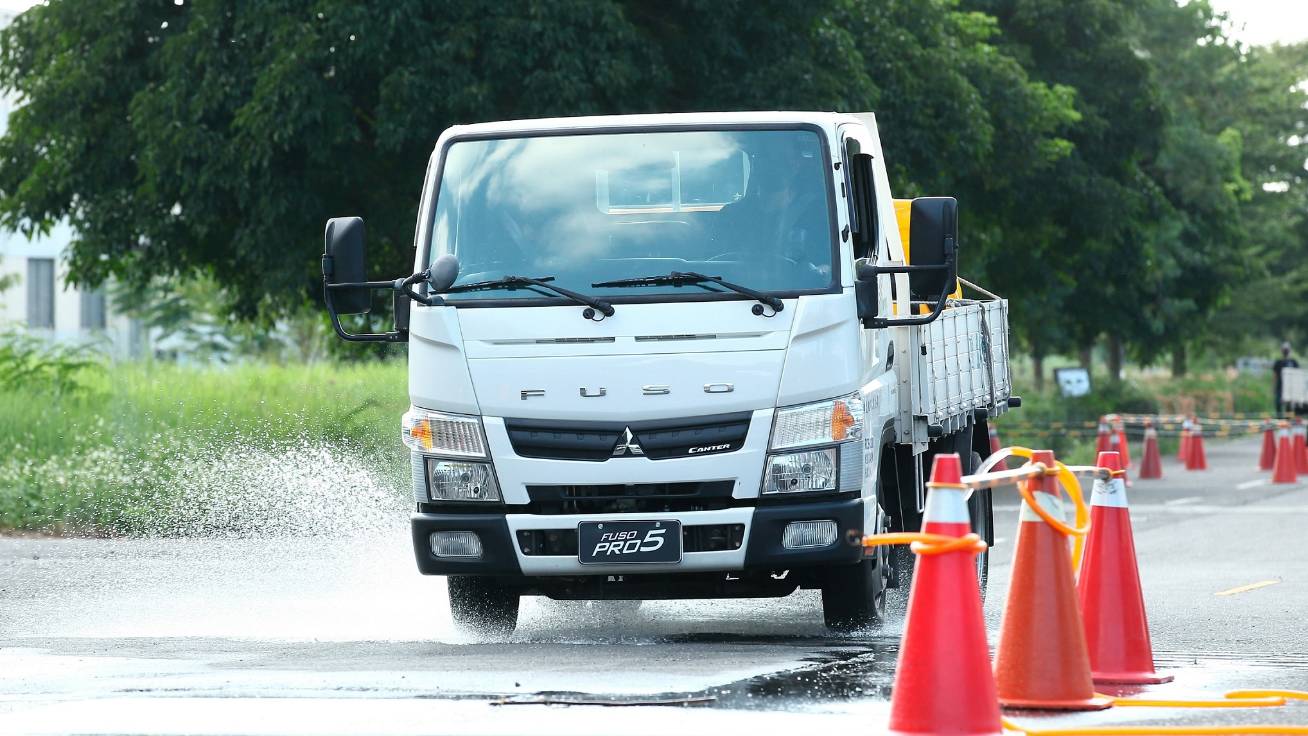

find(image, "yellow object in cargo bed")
[894,199,962,310]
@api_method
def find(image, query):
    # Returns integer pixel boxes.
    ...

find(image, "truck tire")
[447,576,519,635]
[967,451,992,600]
[821,513,890,632]
[892,449,990,601]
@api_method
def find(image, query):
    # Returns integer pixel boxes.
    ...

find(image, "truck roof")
[438,111,872,140]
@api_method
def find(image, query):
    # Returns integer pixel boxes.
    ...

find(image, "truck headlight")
[768,392,864,450]
[762,393,864,495]
[402,407,487,458]
[764,448,838,494]
[426,459,501,502]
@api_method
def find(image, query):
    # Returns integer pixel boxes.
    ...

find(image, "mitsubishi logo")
[612,427,645,457]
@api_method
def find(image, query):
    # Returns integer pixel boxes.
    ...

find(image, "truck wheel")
[894,450,989,602]
[821,514,890,632]
[447,576,519,635]
[822,557,888,632]
[887,544,914,591]
[967,451,992,599]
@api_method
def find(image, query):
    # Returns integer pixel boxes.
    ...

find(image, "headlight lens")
[769,392,864,450]
[402,407,487,458]
[763,448,838,494]
[426,459,501,502]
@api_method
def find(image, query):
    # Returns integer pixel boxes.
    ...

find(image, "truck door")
[838,124,899,389]
[838,123,908,541]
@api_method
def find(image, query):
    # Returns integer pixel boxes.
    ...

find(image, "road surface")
[2,436,1307,734]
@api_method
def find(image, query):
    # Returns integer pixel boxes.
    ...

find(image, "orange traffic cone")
[1095,418,1112,455]
[1258,421,1277,472]
[887,453,1002,736]
[1185,419,1208,471]
[1177,418,1192,465]
[1108,429,1131,485]
[1077,452,1172,685]
[1113,418,1132,471]
[1272,422,1298,485]
[1138,420,1163,480]
[994,449,1112,711]
[988,424,1008,472]
[1294,421,1308,475]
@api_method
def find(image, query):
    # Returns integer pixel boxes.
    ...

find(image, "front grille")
[504,412,751,462]
[517,524,745,556]
[525,481,735,515]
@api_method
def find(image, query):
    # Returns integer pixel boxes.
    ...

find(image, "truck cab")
[322,112,1014,634]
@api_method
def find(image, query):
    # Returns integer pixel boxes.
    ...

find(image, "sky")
[1207,0,1308,46]
[0,1,1306,45]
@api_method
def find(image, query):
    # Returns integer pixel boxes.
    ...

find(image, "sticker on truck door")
[577,520,682,565]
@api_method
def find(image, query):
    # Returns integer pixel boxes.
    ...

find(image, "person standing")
[1273,342,1299,416]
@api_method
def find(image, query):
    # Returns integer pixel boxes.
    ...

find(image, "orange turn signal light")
[831,401,856,441]
[408,419,434,450]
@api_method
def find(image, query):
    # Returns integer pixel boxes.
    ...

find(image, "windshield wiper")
[447,275,615,318]
[592,271,783,313]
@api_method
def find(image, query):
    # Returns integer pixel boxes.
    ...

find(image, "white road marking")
[1165,496,1202,506]
[996,504,1308,515]
[1215,579,1281,597]
[1236,478,1269,490]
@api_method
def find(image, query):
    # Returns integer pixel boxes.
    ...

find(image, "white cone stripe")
[1090,477,1129,508]
[1019,490,1066,523]
[923,487,970,524]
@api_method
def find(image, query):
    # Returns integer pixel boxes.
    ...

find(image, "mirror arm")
[326,307,407,343]
[326,280,404,290]
[865,251,955,329]
[321,280,406,343]
[396,270,443,307]
[322,269,442,343]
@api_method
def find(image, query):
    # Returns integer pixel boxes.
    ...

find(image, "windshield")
[427,128,835,301]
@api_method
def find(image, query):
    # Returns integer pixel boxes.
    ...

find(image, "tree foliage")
[0,0,1304,366]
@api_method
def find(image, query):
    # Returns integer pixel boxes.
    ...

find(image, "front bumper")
[411,497,864,577]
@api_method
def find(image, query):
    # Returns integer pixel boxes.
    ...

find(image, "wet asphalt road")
[2,436,1307,734]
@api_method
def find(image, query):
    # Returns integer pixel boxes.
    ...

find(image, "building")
[0,11,144,358]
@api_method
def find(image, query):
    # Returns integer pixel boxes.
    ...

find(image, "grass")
[0,360,410,534]
[0,355,1278,533]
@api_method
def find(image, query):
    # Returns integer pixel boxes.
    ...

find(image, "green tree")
[3,0,1300,374]
[1124,0,1252,374]
[0,0,1082,326]
[0,1,662,317]
[960,0,1306,381]
[1200,40,1308,360]
[964,0,1174,382]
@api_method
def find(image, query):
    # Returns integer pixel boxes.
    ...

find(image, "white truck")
[321,112,1016,634]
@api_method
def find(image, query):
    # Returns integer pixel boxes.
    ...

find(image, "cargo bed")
[907,298,1013,440]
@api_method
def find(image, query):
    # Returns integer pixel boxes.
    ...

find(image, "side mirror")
[907,197,958,301]
[428,253,460,293]
[323,216,371,315]
[855,259,878,327]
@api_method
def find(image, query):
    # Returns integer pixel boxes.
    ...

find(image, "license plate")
[577,520,681,565]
